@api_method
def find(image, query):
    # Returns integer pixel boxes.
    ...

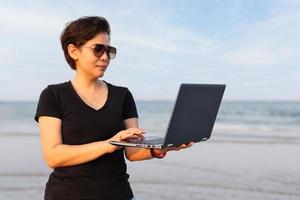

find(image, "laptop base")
[109,136,166,149]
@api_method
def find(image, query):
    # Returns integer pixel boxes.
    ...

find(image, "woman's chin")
[96,71,105,78]
[94,68,106,77]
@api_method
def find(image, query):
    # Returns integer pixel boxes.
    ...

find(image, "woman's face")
[75,32,111,79]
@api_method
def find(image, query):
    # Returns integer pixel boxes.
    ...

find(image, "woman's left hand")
[154,142,194,154]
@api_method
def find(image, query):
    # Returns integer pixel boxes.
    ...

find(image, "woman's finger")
[168,142,194,151]
[186,142,194,148]
[132,133,145,140]
[125,136,141,141]
[124,130,141,135]
[126,131,145,138]
[122,132,145,141]
[127,128,146,134]
[130,132,145,139]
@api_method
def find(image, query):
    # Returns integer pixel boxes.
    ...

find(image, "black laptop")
[109,83,226,149]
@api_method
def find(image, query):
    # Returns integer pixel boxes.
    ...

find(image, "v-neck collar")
[68,80,111,112]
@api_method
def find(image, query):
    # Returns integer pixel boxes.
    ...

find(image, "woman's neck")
[72,73,103,91]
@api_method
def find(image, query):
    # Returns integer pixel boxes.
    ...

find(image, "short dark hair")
[60,16,111,70]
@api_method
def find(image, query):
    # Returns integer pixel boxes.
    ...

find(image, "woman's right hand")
[105,128,146,153]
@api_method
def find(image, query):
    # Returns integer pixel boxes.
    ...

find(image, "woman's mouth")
[96,65,107,70]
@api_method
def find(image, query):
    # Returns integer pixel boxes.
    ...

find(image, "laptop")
[109,83,226,149]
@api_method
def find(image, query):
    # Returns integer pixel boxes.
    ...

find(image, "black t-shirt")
[34,80,138,200]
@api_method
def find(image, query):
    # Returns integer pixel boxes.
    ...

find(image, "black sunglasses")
[82,44,117,59]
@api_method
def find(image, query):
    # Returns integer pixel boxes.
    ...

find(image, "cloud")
[220,10,300,67]
[279,0,300,5]
[0,47,12,67]
[222,47,297,66]
[0,5,67,36]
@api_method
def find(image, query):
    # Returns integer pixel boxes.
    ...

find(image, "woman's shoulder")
[104,80,129,92]
[40,81,70,97]
[42,81,69,91]
[104,81,135,100]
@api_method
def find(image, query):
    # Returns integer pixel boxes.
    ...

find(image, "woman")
[34,16,193,200]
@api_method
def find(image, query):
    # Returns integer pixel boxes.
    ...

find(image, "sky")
[0,0,299,101]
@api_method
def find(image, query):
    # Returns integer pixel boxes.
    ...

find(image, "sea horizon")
[1,99,300,103]
[1,100,299,144]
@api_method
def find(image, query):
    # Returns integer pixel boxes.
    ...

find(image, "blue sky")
[0,0,299,101]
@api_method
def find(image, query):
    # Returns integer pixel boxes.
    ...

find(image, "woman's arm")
[124,118,154,161]
[38,116,144,168]
[38,116,112,168]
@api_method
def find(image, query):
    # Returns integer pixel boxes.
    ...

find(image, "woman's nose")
[100,51,109,60]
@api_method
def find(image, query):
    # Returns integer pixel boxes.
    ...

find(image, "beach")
[1,134,299,200]
[1,100,300,199]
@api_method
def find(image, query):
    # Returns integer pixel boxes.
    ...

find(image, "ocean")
[1,100,299,142]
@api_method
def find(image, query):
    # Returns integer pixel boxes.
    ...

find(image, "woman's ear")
[68,44,80,60]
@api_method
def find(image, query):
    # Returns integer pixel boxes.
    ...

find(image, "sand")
[0,134,300,200]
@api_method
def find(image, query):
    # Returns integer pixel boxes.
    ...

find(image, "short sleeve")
[122,89,138,120]
[34,86,62,122]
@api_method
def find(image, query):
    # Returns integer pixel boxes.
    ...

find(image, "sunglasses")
[82,44,117,59]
